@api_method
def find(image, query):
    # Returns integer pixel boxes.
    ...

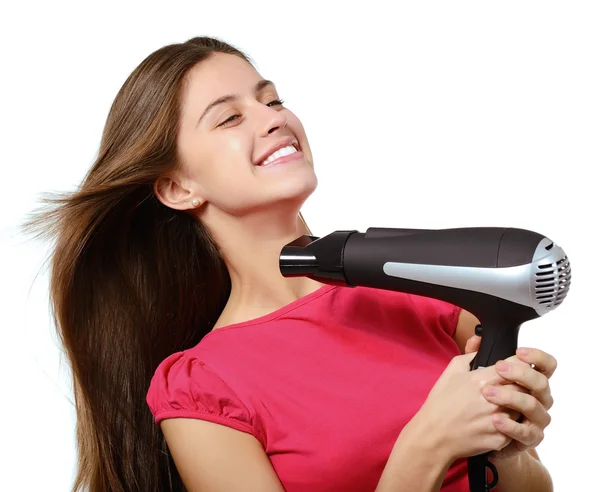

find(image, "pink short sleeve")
[365,287,461,338]
[411,294,461,337]
[146,351,257,438]
[433,299,461,337]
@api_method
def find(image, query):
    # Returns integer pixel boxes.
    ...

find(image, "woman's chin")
[275,171,318,202]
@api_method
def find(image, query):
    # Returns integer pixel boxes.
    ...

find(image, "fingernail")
[483,386,496,397]
[517,348,529,356]
[493,416,505,426]
[497,362,510,372]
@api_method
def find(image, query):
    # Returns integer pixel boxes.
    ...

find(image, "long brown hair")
[24,36,309,492]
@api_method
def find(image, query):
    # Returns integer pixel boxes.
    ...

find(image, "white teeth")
[260,145,297,166]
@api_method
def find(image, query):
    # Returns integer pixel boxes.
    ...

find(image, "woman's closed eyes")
[217,98,286,128]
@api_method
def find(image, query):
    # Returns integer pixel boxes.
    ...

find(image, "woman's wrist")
[375,414,454,492]
[406,410,457,466]
[489,450,554,492]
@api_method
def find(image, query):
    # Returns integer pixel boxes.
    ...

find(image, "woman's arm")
[376,406,554,492]
[491,449,554,492]
[161,418,286,492]
[163,416,452,492]
[375,412,453,492]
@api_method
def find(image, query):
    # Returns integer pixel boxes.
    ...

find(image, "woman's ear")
[153,175,206,211]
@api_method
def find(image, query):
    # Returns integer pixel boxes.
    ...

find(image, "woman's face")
[166,52,317,216]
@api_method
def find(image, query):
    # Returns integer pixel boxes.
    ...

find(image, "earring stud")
[191,199,199,207]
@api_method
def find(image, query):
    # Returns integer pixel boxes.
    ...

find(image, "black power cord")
[485,460,499,490]
[468,454,499,491]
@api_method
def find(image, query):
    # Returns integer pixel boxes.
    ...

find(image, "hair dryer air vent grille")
[535,255,571,310]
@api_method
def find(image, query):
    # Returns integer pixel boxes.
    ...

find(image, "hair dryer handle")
[467,314,523,491]
[469,318,521,371]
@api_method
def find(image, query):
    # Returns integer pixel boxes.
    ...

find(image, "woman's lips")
[258,149,304,168]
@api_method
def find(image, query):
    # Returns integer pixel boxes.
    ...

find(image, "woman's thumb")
[448,351,478,373]
[464,335,482,354]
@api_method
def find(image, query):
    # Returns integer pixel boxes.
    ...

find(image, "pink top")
[146,285,469,491]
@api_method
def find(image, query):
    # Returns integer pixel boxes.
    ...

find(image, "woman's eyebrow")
[196,79,275,126]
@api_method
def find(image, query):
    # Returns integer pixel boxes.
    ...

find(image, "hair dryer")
[279,227,571,492]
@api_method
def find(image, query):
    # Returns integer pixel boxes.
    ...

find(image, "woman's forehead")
[184,53,264,104]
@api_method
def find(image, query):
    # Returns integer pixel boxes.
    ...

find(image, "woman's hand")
[465,335,557,460]
[413,353,520,462]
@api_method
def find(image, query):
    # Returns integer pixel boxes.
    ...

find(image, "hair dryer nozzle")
[280,231,357,284]
[279,235,320,276]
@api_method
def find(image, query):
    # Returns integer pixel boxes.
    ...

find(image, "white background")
[1,1,598,490]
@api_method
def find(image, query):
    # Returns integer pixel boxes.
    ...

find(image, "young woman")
[29,36,556,491]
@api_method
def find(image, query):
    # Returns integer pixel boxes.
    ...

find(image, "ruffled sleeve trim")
[146,351,262,443]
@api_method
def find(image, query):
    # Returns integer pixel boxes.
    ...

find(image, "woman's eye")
[218,114,240,127]
[217,99,284,127]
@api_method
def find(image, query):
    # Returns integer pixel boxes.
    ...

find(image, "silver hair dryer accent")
[279,227,571,492]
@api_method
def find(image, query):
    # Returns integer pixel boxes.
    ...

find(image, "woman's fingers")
[494,358,554,410]
[482,385,551,429]
[516,347,558,379]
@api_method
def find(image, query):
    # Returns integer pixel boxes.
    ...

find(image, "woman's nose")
[258,105,288,136]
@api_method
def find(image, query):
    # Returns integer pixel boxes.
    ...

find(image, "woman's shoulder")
[145,350,258,437]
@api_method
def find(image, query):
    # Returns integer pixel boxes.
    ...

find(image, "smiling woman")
[24,35,555,492]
